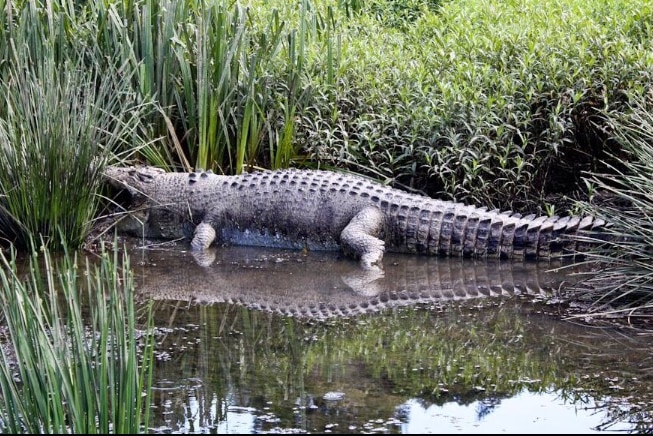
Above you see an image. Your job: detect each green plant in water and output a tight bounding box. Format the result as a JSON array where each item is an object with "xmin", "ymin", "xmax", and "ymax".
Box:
[
  {"xmin": 0, "ymin": 241, "xmax": 154, "ymax": 434},
  {"xmin": 571, "ymin": 96, "xmax": 653, "ymax": 321}
]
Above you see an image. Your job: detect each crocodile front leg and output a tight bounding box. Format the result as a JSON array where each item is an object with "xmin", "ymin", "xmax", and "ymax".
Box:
[
  {"xmin": 191, "ymin": 222, "xmax": 217, "ymax": 251},
  {"xmin": 340, "ymin": 206, "xmax": 386, "ymax": 269}
]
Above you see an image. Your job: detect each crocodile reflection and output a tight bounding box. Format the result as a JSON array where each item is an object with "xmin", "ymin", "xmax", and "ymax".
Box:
[{"xmin": 128, "ymin": 245, "xmax": 586, "ymax": 318}]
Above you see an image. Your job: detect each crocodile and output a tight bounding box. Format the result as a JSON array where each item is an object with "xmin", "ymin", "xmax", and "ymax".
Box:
[
  {"xmin": 104, "ymin": 165, "xmax": 609, "ymax": 268},
  {"xmin": 130, "ymin": 245, "xmax": 581, "ymax": 319}
]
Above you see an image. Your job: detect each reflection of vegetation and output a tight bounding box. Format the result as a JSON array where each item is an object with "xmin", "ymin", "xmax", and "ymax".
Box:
[
  {"xmin": 302, "ymin": 305, "xmax": 585, "ymax": 406},
  {"xmin": 0, "ymin": 245, "xmax": 154, "ymax": 434},
  {"xmin": 149, "ymin": 300, "xmax": 653, "ymax": 432}
]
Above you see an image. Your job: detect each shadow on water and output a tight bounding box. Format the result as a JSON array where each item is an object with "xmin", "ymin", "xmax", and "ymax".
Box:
[{"xmin": 121, "ymin": 244, "xmax": 653, "ymax": 433}]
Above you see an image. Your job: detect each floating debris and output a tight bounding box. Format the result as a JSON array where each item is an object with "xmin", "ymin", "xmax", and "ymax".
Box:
[{"xmin": 323, "ymin": 391, "xmax": 346, "ymax": 401}]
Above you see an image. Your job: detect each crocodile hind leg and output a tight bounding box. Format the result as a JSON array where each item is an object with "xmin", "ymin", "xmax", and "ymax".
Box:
[
  {"xmin": 191, "ymin": 222, "xmax": 217, "ymax": 251},
  {"xmin": 340, "ymin": 206, "xmax": 386, "ymax": 269}
]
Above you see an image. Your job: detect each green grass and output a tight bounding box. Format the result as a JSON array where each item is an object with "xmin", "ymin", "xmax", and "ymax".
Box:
[
  {"xmin": 567, "ymin": 96, "xmax": 653, "ymax": 323},
  {"xmin": 0, "ymin": 242, "xmax": 154, "ymax": 433}
]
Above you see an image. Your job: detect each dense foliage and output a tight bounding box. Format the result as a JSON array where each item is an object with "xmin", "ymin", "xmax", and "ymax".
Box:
[{"xmin": 1, "ymin": 0, "xmax": 651, "ymax": 241}]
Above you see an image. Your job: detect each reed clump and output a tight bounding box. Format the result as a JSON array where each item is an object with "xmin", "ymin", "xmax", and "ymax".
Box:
[
  {"xmin": 567, "ymin": 96, "xmax": 653, "ymax": 324},
  {"xmin": 0, "ymin": 1, "xmax": 155, "ymax": 251},
  {"xmin": 0, "ymin": 243, "xmax": 154, "ymax": 434}
]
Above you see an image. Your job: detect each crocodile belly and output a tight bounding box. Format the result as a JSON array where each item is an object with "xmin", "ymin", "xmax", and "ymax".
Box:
[{"xmin": 219, "ymin": 227, "xmax": 341, "ymax": 251}]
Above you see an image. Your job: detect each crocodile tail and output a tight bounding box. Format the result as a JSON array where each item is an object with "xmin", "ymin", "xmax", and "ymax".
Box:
[
  {"xmin": 512, "ymin": 214, "xmax": 609, "ymax": 260},
  {"xmin": 411, "ymin": 204, "xmax": 609, "ymax": 260},
  {"xmin": 433, "ymin": 210, "xmax": 609, "ymax": 260}
]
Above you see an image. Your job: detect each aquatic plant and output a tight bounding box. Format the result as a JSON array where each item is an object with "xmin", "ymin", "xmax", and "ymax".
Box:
[
  {"xmin": 569, "ymin": 95, "xmax": 653, "ymax": 324},
  {"xmin": 0, "ymin": 243, "xmax": 154, "ymax": 434}
]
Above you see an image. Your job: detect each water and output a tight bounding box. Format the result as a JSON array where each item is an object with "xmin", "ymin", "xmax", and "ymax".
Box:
[{"xmin": 123, "ymin": 244, "xmax": 653, "ymax": 433}]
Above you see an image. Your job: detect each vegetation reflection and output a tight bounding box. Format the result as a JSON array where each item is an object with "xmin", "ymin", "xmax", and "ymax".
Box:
[{"xmin": 148, "ymin": 299, "xmax": 653, "ymax": 433}]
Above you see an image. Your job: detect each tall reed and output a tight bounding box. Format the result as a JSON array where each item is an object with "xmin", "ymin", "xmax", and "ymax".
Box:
[
  {"xmin": 0, "ymin": 3, "xmax": 155, "ymax": 250},
  {"xmin": 0, "ymin": 242, "xmax": 154, "ymax": 434},
  {"xmin": 570, "ymin": 97, "xmax": 653, "ymax": 320},
  {"xmin": 85, "ymin": 0, "xmax": 332, "ymax": 173}
]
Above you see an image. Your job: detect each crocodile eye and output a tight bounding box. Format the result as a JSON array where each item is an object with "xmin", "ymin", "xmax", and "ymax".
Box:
[{"xmin": 136, "ymin": 173, "xmax": 154, "ymax": 183}]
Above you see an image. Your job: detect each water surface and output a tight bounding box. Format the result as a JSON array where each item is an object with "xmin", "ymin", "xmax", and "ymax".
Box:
[{"xmin": 121, "ymin": 244, "xmax": 653, "ymax": 434}]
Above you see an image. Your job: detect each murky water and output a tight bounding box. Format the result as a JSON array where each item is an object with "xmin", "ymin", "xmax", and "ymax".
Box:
[{"xmin": 121, "ymin": 244, "xmax": 653, "ymax": 433}]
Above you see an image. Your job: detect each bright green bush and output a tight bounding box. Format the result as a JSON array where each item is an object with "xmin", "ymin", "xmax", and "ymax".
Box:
[{"xmin": 298, "ymin": 0, "xmax": 653, "ymax": 212}]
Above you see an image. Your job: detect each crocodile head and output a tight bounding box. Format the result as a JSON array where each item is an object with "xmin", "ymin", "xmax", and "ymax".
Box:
[
  {"xmin": 104, "ymin": 165, "xmax": 166, "ymax": 199},
  {"xmin": 103, "ymin": 165, "xmax": 194, "ymax": 241},
  {"xmin": 103, "ymin": 166, "xmax": 163, "ymax": 238}
]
